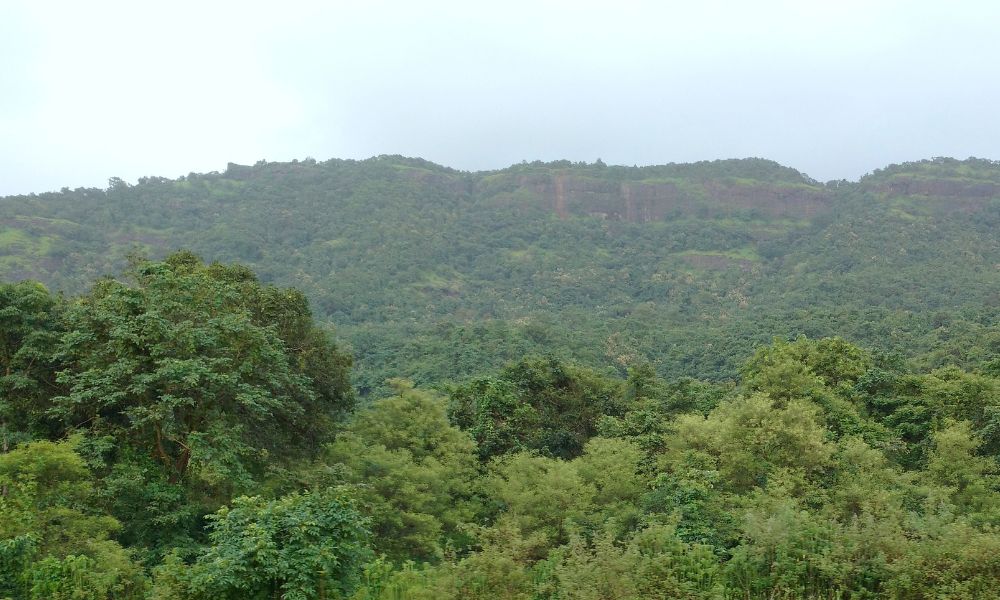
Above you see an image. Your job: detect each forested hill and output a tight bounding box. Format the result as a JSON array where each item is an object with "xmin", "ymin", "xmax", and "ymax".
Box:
[{"xmin": 1, "ymin": 156, "xmax": 998, "ymax": 394}]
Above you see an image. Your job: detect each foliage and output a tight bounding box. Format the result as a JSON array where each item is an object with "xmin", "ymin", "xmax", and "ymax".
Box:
[
  {"xmin": 1, "ymin": 234, "xmax": 999, "ymax": 598},
  {"xmin": 546, "ymin": 521, "xmax": 723, "ymax": 599},
  {"xmin": 1, "ymin": 156, "xmax": 995, "ymax": 394},
  {"xmin": 39, "ymin": 253, "xmax": 353, "ymax": 557},
  {"xmin": 154, "ymin": 488, "xmax": 371, "ymax": 600},
  {"xmin": 319, "ymin": 381, "xmax": 480, "ymax": 562},
  {"xmin": 52, "ymin": 253, "xmax": 351, "ymax": 486},
  {"xmin": 448, "ymin": 357, "xmax": 625, "ymax": 460},
  {"xmin": 0, "ymin": 438, "xmax": 146, "ymax": 599},
  {"xmin": 0, "ymin": 280, "xmax": 63, "ymax": 447}
]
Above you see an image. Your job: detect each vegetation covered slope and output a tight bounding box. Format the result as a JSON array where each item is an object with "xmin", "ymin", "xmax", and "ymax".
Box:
[
  {"xmin": 3, "ymin": 256, "xmax": 1000, "ymax": 599},
  {"xmin": 0, "ymin": 156, "xmax": 997, "ymax": 394}
]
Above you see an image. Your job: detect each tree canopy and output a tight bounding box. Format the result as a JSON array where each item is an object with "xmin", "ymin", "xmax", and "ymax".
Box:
[{"xmin": 1, "ymin": 150, "xmax": 998, "ymax": 600}]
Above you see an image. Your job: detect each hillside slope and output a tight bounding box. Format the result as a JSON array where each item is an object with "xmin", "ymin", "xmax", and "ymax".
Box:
[{"xmin": 1, "ymin": 156, "xmax": 997, "ymax": 394}]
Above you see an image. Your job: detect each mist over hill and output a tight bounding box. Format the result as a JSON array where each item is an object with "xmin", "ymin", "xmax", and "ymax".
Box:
[{"xmin": 1, "ymin": 155, "xmax": 997, "ymax": 394}]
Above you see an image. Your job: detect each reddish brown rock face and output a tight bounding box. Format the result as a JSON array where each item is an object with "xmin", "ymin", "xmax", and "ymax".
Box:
[
  {"xmin": 481, "ymin": 172, "xmax": 833, "ymax": 222},
  {"xmin": 863, "ymin": 176, "xmax": 997, "ymax": 214},
  {"xmin": 870, "ymin": 177, "xmax": 999, "ymax": 199}
]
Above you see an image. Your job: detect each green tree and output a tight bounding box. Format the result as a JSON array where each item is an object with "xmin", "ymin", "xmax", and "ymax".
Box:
[
  {"xmin": 449, "ymin": 357, "xmax": 624, "ymax": 460},
  {"xmin": 663, "ymin": 393, "xmax": 834, "ymax": 495},
  {"xmin": 0, "ymin": 281, "xmax": 63, "ymax": 448},
  {"xmin": 157, "ymin": 488, "xmax": 370, "ymax": 600},
  {"xmin": 485, "ymin": 452, "xmax": 595, "ymax": 556},
  {"xmin": 740, "ymin": 336, "xmax": 871, "ymax": 438},
  {"xmin": 321, "ymin": 381, "xmax": 480, "ymax": 562},
  {"xmin": 571, "ymin": 437, "xmax": 647, "ymax": 536},
  {"xmin": 886, "ymin": 519, "xmax": 1000, "ymax": 599},
  {"xmin": 547, "ymin": 521, "xmax": 722, "ymax": 600},
  {"xmin": 48, "ymin": 252, "xmax": 354, "ymax": 555},
  {"xmin": 921, "ymin": 367, "xmax": 1000, "ymax": 455},
  {"xmin": 924, "ymin": 420, "xmax": 999, "ymax": 515},
  {"xmin": 0, "ymin": 438, "xmax": 146, "ymax": 599},
  {"xmin": 51, "ymin": 252, "xmax": 351, "ymax": 489}
]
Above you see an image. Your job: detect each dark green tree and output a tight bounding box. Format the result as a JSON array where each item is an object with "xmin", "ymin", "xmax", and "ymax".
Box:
[
  {"xmin": 52, "ymin": 252, "xmax": 351, "ymax": 487},
  {"xmin": 47, "ymin": 252, "xmax": 354, "ymax": 555},
  {"xmin": 0, "ymin": 438, "xmax": 146, "ymax": 599},
  {"xmin": 155, "ymin": 488, "xmax": 370, "ymax": 600},
  {"xmin": 449, "ymin": 357, "xmax": 624, "ymax": 460},
  {"xmin": 0, "ymin": 281, "xmax": 64, "ymax": 448}
]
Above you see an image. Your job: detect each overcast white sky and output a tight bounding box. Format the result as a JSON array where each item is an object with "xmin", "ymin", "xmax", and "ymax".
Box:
[{"xmin": 3, "ymin": 1, "xmax": 1000, "ymax": 195}]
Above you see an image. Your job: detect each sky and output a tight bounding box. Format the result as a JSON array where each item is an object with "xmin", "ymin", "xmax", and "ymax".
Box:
[{"xmin": 3, "ymin": 0, "xmax": 1000, "ymax": 195}]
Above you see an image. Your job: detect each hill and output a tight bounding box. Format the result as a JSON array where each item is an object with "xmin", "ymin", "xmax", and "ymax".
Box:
[{"xmin": 1, "ymin": 156, "xmax": 997, "ymax": 394}]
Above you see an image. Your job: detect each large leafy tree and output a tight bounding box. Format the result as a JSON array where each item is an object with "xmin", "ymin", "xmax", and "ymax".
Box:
[{"xmin": 51, "ymin": 252, "xmax": 352, "ymax": 489}]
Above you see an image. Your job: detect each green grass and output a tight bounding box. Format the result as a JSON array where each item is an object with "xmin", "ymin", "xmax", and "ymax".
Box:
[
  {"xmin": 0, "ymin": 228, "xmax": 31, "ymax": 248},
  {"xmin": 0, "ymin": 228, "xmax": 53, "ymax": 255}
]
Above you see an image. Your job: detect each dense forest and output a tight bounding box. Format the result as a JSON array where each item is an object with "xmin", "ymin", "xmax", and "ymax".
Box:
[
  {"xmin": 1, "ymin": 156, "xmax": 999, "ymax": 598},
  {"xmin": 1, "ymin": 156, "xmax": 996, "ymax": 395}
]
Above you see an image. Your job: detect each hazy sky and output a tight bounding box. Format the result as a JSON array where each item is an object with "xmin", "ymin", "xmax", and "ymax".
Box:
[{"xmin": 3, "ymin": 1, "xmax": 1000, "ymax": 195}]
